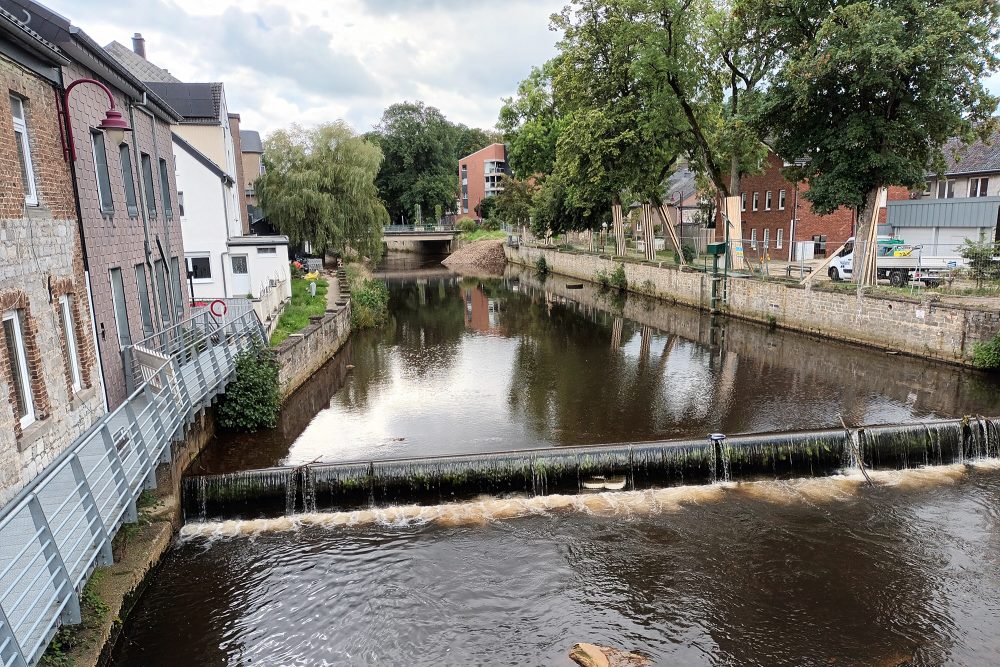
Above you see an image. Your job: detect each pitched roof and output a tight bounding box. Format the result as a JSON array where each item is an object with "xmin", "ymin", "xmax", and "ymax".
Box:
[
  {"xmin": 239, "ymin": 130, "xmax": 263, "ymax": 153},
  {"xmin": 146, "ymin": 81, "xmax": 222, "ymax": 124},
  {"xmin": 172, "ymin": 132, "xmax": 234, "ymax": 185},
  {"xmin": 0, "ymin": 4, "xmax": 68, "ymax": 66},
  {"xmin": 104, "ymin": 40, "xmax": 180, "ymax": 84},
  {"xmin": 937, "ymin": 128, "xmax": 1000, "ymax": 177},
  {"xmin": 664, "ymin": 167, "xmax": 698, "ymax": 205}
]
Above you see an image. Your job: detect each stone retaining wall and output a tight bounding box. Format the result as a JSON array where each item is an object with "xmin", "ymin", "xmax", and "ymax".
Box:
[
  {"xmin": 507, "ymin": 245, "xmax": 1000, "ymax": 367},
  {"xmin": 273, "ymin": 297, "xmax": 352, "ymax": 399}
]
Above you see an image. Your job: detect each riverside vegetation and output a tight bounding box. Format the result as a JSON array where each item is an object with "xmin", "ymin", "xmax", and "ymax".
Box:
[
  {"xmin": 217, "ymin": 344, "xmax": 281, "ymax": 432},
  {"xmin": 270, "ymin": 277, "xmax": 329, "ymax": 346},
  {"xmin": 345, "ymin": 264, "xmax": 390, "ymax": 329}
]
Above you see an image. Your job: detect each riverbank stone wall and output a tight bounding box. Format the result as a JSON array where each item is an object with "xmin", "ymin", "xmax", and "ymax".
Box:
[
  {"xmin": 506, "ymin": 245, "xmax": 1000, "ymax": 367},
  {"xmin": 274, "ymin": 303, "xmax": 352, "ymax": 399}
]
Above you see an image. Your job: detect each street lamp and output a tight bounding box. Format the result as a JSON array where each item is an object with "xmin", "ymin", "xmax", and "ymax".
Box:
[{"xmin": 62, "ymin": 78, "xmax": 132, "ymax": 161}]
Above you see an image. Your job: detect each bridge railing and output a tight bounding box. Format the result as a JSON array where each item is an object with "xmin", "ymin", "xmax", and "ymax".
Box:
[
  {"xmin": 0, "ymin": 301, "xmax": 264, "ymax": 667},
  {"xmin": 384, "ymin": 223, "xmax": 456, "ymax": 233}
]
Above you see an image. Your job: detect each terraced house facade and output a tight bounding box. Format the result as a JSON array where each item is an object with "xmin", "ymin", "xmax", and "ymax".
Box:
[{"xmin": 0, "ymin": 8, "xmax": 104, "ymax": 502}]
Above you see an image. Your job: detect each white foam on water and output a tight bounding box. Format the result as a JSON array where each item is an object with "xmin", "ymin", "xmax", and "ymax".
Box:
[{"xmin": 179, "ymin": 460, "xmax": 1000, "ymax": 542}]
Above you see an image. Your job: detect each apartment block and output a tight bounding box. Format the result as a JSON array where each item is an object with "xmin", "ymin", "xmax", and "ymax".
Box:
[{"xmin": 459, "ymin": 143, "xmax": 509, "ymax": 218}]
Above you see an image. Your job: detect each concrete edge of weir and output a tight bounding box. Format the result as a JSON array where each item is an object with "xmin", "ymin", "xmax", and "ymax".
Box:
[
  {"xmin": 504, "ymin": 244, "xmax": 1000, "ymax": 369},
  {"xmin": 58, "ymin": 272, "xmax": 355, "ymax": 667}
]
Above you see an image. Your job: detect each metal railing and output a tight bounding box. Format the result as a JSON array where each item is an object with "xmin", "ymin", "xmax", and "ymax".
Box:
[
  {"xmin": 383, "ymin": 223, "xmax": 456, "ymax": 234},
  {"xmin": 0, "ymin": 300, "xmax": 264, "ymax": 667}
]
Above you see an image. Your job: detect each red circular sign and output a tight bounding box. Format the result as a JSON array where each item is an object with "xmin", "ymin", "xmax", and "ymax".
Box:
[{"xmin": 209, "ymin": 299, "xmax": 228, "ymax": 318}]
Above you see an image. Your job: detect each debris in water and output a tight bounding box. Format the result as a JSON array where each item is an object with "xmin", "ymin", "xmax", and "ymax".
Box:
[
  {"xmin": 570, "ymin": 642, "xmax": 651, "ymax": 667},
  {"xmin": 346, "ymin": 364, "xmax": 355, "ymax": 371}
]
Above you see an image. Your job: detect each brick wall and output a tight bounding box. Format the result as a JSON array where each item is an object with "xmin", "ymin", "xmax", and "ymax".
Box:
[
  {"xmin": 63, "ymin": 61, "xmax": 189, "ymax": 409},
  {"xmin": 0, "ymin": 54, "xmax": 105, "ymax": 503},
  {"xmin": 506, "ymin": 245, "xmax": 1000, "ymax": 367}
]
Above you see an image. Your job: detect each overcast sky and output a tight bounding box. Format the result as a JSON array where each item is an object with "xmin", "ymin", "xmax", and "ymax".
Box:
[
  {"xmin": 39, "ymin": 0, "xmax": 1000, "ymax": 139},
  {"xmin": 43, "ymin": 0, "xmax": 566, "ymax": 136}
]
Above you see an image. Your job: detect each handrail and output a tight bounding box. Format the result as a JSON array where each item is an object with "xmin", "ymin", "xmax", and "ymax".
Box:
[{"xmin": 0, "ymin": 301, "xmax": 264, "ymax": 666}]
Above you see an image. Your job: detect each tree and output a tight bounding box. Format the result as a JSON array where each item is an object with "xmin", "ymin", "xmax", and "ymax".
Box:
[
  {"xmin": 760, "ymin": 0, "xmax": 1000, "ymax": 282},
  {"xmin": 493, "ymin": 175, "xmax": 536, "ymax": 226},
  {"xmin": 454, "ymin": 124, "xmax": 502, "ymax": 160},
  {"xmin": 475, "ymin": 196, "xmax": 498, "ymax": 220},
  {"xmin": 369, "ymin": 101, "xmax": 459, "ymax": 224},
  {"xmin": 959, "ymin": 238, "xmax": 1000, "ymax": 288},
  {"xmin": 499, "ymin": 61, "xmax": 562, "ymax": 177},
  {"xmin": 257, "ymin": 122, "xmax": 388, "ymax": 259}
]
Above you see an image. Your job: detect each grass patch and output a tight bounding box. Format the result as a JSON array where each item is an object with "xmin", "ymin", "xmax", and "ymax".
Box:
[
  {"xmin": 346, "ymin": 263, "xmax": 389, "ymax": 329},
  {"xmin": 270, "ymin": 277, "xmax": 329, "ymax": 345},
  {"xmin": 459, "ymin": 229, "xmax": 507, "ymax": 242}
]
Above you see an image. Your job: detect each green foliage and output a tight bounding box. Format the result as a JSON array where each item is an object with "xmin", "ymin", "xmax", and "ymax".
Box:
[
  {"xmin": 480, "ymin": 218, "xmax": 501, "ymax": 231},
  {"xmin": 535, "ymin": 255, "xmax": 550, "ymax": 275},
  {"xmin": 492, "ymin": 175, "xmax": 536, "ymax": 226},
  {"xmin": 257, "ymin": 122, "xmax": 388, "ymax": 261},
  {"xmin": 595, "ymin": 269, "xmax": 611, "ymax": 289},
  {"xmin": 475, "ymin": 196, "xmax": 499, "ymax": 220},
  {"xmin": 350, "ymin": 276, "xmax": 390, "ymax": 330},
  {"xmin": 270, "ymin": 278, "xmax": 329, "ymax": 345},
  {"xmin": 456, "ymin": 217, "xmax": 478, "ymax": 233},
  {"xmin": 973, "ymin": 332, "xmax": 1000, "ymax": 371},
  {"xmin": 289, "ymin": 261, "xmax": 305, "ymax": 279},
  {"xmin": 959, "ymin": 239, "xmax": 1000, "ymax": 288},
  {"xmin": 609, "ymin": 264, "xmax": 628, "ymax": 291},
  {"xmin": 673, "ymin": 244, "xmax": 696, "ymax": 264},
  {"xmin": 218, "ymin": 344, "xmax": 281, "ymax": 432},
  {"xmin": 459, "ymin": 229, "xmax": 506, "ymax": 242},
  {"xmin": 434, "ymin": 203, "xmax": 443, "ymax": 222},
  {"xmin": 498, "ymin": 61, "xmax": 561, "ymax": 177}
]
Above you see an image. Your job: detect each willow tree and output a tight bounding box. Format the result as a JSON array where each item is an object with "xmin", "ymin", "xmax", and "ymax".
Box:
[
  {"xmin": 761, "ymin": 0, "xmax": 1000, "ymax": 283},
  {"xmin": 257, "ymin": 122, "xmax": 389, "ymax": 259}
]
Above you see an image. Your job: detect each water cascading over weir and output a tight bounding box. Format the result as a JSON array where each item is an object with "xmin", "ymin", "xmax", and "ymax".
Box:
[{"xmin": 184, "ymin": 417, "xmax": 1000, "ymax": 520}]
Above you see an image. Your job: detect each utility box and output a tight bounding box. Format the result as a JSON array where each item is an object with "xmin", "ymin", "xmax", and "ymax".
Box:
[{"xmin": 706, "ymin": 242, "xmax": 727, "ymax": 257}]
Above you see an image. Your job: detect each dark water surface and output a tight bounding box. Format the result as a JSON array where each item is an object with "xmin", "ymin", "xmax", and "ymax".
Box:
[
  {"xmin": 113, "ymin": 465, "xmax": 1000, "ymax": 666},
  {"xmin": 192, "ymin": 254, "xmax": 1000, "ymax": 474}
]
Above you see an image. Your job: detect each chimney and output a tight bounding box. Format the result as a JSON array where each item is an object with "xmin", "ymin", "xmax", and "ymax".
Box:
[{"xmin": 132, "ymin": 32, "xmax": 146, "ymax": 58}]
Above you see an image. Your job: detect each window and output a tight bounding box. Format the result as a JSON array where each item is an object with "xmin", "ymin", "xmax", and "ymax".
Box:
[
  {"xmin": 109, "ymin": 268, "xmax": 131, "ymax": 349},
  {"xmin": 178, "ymin": 191, "xmax": 185, "ymax": 217},
  {"xmin": 778, "ymin": 189, "xmax": 786, "ymax": 211},
  {"xmin": 134, "ymin": 264, "xmax": 154, "ymax": 338},
  {"xmin": 937, "ymin": 179, "xmax": 955, "ymax": 199},
  {"xmin": 187, "ymin": 255, "xmax": 212, "ymax": 281},
  {"xmin": 752, "ymin": 192, "xmax": 759, "ymax": 211},
  {"xmin": 740, "ymin": 193, "xmax": 746, "ymax": 211},
  {"xmin": 3, "ymin": 310, "xmax": 34, "ymax": 429},
  {"xmin": 159, "ymin": 158, "xmax": 173, "ymax": 219},
  {"xmin": 257, "ymin": 247, "xmax": 276, "ymax": 254},
  {"xmin": 765, "ymin": 191, "xmax": 772, "ymax": 211},
  {"xmin": 10, "ymin": 95, "xmax": 37, "ymax": 206},
  {"xmin": 92, "ymin": 131, "xmax": 114, "ymax": 214},
  {"xmin": 119, "ymin": 144, "xmax": 138, "ymax": 218},
  {"xmin": 153, "ymin": 259, "xmax": 171, "ymax": 327},
  {"xmin": 58, "ymin": 295, "xmax": 82, "ymax": 393},
  {"xmin": 776, "ymin": 228, "xmax": 784, "ymax": 249},
  {"xmin": 170, "ymin": 257, "xmax": 185, "ymax": 321},
  {"xmin": 923, "ymin": 181, "xmax": 933, "ymax": 197},
  {"xmin": 141, "ymin": 152, "xmax": 157, "ymax": 217},
  {"xmin": 970, "ymin": 177, "xmax": 990, "ymax": 197},
  {"xmin": 763, "ymin": 228, "xmax": 770, "ymax": 249},
  {"xmin": 750, "ymin": 228, "xmax": 757, "ymax": 249}
]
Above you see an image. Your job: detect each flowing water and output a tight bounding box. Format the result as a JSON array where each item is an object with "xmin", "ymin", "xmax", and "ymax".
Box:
[{"xmin": 115, "ymin": 254, "xmax": 1000, "ymax": 665}]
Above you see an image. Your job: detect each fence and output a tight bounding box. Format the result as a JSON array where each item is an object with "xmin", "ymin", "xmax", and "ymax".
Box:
[
  {"xmin": 0, "ymin": 300, "xmax": 264, "ymax": 667},
  {"xmin": 383, "ymin": 223, "xmax": 456, "ymax": 233}
]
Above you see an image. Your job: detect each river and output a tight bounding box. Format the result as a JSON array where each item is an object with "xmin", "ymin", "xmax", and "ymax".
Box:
[{"xmin": 111, "ymin": 254, "xmax": 1000, "ymax": 665}]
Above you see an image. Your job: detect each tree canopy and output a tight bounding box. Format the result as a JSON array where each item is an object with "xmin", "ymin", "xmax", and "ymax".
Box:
[{"xmin": 256, "ymin": 122, "xmax": 389, "ymax": 259}]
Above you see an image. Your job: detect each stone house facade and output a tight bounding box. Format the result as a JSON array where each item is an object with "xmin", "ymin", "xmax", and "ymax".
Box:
[
  {"xmin": 4, "ymin": 0, "xmax": 191, "ymax": 409},
  {"xmin": 0, "ymin": 9, "xmax": 104, "ymax": 503}
]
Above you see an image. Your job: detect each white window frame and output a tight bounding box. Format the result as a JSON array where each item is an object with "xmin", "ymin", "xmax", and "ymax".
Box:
[
  {"xmin": 740, "ymin": 193, "xmax": 746, "ymax": 211},
  {"xmin": 970, "ymin": 177, "xmax": 989, "ymax": 198},
  {"xmin": 938, "ymin": 179, "xmax": 955, "ymax": 199},
  {"xmin": 59, "ymin": 295, "xmax": 82, "ymax": 393},
  {"xmin": 186, "ymin": 254, "xmax": 213, "ymax": 283},
  {"xmin": 752, "ymin": 192, "xmax": 759, "ymax": 211},
  {"xmin": 765, "ymin": 191, "xmax": 772, "ymax": 211},
  {"xmin": 750, "ymin": 228, "xmax": 757, "ymax": 249},
  {"xmin": 778, "ymin": 189, "xmax": 786, "ymax": 211},
  {"xmin": 10, "ymin": 95, "xmax": 38, "ymax": 206},
  {"xmin": 776, "ymin": 228, "xmax": 784, "ymax": 249},
  {"xmin": 763, "ymin": 228, "xmax": 770, "ymax": 249},
  {"xmin": 3, "ymin": 310, "xmax": 35, "ymax": 429}
]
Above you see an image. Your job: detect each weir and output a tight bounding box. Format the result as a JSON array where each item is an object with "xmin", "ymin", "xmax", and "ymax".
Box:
[{"xmin": 184, "ymin": 417, "xmax": 1000, "ymax": 520}]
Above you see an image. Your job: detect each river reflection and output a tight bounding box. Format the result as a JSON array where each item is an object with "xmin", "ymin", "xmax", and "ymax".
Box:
[
  {"xmin": 111, "ymin": 465, "xmax": 1000, "ymax": 666},
  {"xmin": 193, "ymin": 255, "xmax": 1000, "ymax": 473}
]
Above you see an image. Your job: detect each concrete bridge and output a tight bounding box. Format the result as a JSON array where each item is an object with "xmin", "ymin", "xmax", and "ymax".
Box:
[{"xmin": 383, "ymin": 225, "xmax": 459, "ymax": 253}]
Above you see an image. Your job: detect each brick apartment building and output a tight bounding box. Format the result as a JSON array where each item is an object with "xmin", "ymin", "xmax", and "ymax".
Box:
[
  {"xmin": 0, "ymin": 8, "xmax": 104, "ymax": 502},
  {"xmin": 459, "ymin": 143, "xmax": 509, "ymax": 218},
  {"xmin": 5, "ymin": 0, "xmax": 191, "ymax": 409},
  {"xmin": 733, "ymin": 152, "xmax": 909, "ymax": 261}
]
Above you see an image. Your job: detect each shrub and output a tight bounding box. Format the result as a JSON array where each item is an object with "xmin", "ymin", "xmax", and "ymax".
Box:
[
  {"xmin": 218, "ymin": 344, "xmax": 280, "ymax": 432},
  {"xmin": 456, "ymin": 217, "xmax": 478, "ymax": 233},
  {"xmin": 480, "ymin": 218, "xmax": 501, "ymax": 231},
  {"xmin": 609, "ymin": 264, "xmax": 628, "ymax": 291},
  {"xmin": 595, "ymin": 269, "xmax": 610, "ymax": 289},
  {"xmin": 290, "ymin": 261, "xmax": 305, "ymax": 279},
  {"xmin": 535, "ymin": 255, "xmax": 549, "ymax": 275},
  {"xmin": 672, "ymin": 244, "xmax": 696, "ymax": 264},
  {"xmin": 972, "ymin": 331, "xmax": 1000, "ymax": 371},
  {"xmin": 351, "ymin": 277, "xmax": 390, "ymax": 329}
]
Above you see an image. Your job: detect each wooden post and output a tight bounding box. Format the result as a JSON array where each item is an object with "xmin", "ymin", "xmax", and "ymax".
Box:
[
  {"xmin": 612, "ymin": 203, "xmax": 626, "ymax": 257},
  {"xmin": 657, "ymin": 203, "xmax": 687, "ymax": 267}
]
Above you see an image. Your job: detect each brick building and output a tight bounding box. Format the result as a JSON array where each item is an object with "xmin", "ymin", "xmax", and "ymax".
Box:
[
  {"xmin": 0, "ymin": 9, "xmax": 104, "ymax": 502},
  {"xmin": 459, "ymin": 143, "xmax": 509, "ymax": 218},
  {"xmin": 733, "ymin": 152, "xmax": 909, "ymax": 261},
  {"xmin": 5, "ymin": 0, "xmax": 191, "ymax": 409}
]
